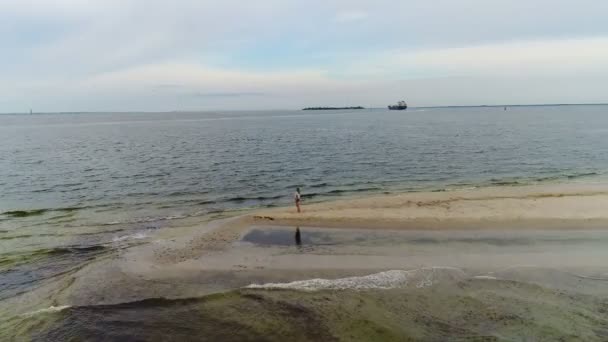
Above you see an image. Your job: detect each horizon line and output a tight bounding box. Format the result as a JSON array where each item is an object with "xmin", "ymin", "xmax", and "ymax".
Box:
[{"xmin": 2, "ymin": 102, "xmax": 608, "ymax": 115}]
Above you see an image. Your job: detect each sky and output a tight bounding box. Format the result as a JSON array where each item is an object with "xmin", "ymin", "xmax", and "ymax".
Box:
[{"xmin": 1, "ymin": 0, "xmax": 608, "ymax": 112}]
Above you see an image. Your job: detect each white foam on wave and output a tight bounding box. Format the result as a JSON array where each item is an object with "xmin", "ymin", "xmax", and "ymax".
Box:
[
  {"xmin": 21, "ymin": 305, "xmax": 71, "ymax": 317},
  {"xmin": 246, "ymin": 267, "xmax": 466, "ymax": 291},
  {"xmin": 112, "ymin": 232, "xmax": 148, "ymax": 242},
  {"xmin": 473, "ymin": 275, "xmax": 498, "ymax": 280},
  {"xmin": 104, "ymin": 214, "xmax": 189, "ymax": 226}
]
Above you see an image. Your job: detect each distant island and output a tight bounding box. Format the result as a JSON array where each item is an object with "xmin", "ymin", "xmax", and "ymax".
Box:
[{"xmin": 302, "ymin": 106, "xmax": 365, "ymax": 111}]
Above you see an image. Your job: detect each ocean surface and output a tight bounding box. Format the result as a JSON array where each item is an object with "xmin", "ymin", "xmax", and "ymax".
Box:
[{"xmin": 2, "ymin": 105, "xmax": 608, "ymax": 340}]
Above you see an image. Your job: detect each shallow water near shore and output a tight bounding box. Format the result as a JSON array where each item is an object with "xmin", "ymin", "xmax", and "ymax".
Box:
[
  {"xmin": 6, "ymin": 274, "xmax": 608, "ymax": 341},
  {"xmin": 4, "ymin": 223, "xmax": 608, "ymax": 340}
]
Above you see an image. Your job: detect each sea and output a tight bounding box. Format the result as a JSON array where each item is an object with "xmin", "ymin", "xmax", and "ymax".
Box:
[{"xmin": 2, "ymin": 105, "xmax": 608, "ymax": 340}]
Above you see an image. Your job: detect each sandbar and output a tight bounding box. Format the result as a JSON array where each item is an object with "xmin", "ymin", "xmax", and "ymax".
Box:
[{"xmin": 251, "ymin": 183, "xmax": 608, "ymax": 229}]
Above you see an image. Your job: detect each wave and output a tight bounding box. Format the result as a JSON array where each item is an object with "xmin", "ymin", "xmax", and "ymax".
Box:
[
  {"xmin": 326, "ymin": 187, "xmax": 382, "ymax": 194},
  {"xmin": 47, "ymin": 245, "xmax": 107, "ymax": 255},
  {"xmin": 485, "ymin": 171, "xmax": 602, "ymax": 187},
  {"xmin": 224, "ymin": 195, "xmax": 285, "ymax": 203},
  {"xmin": 220, "ymin": 187, "xmax": 384, "ymax": 204},
  {"xmin": 2, "ymin": 209, "xmax": 48, "ymax": 218},
  {"xmin": 60, "ymin": 205, "xmax": 102, "ymax": 212},
  {"xmin": 30, "ymin": 182, "xmax": 85, "ymax": 193},
  {"xmin": 488, "ymin": 180, "xmax": 522, "ymax": 186},
  {"xmin": 73, "ymin": 208, "xmax": 231, "ymax": 227},
  {"xmin": 0, "ymin": 233, "xmax": 63, "ymax": 241},
  {"xmin": 535, "ymin": 172, "xmax": 600, "ymax": 182},
  {"xmin": 102, "ymin": 214, "xmax": 188, "ymax": 226},
  {"xmin": 493, "ymin": 265, "xmax": 608, "ymax": 288},
  {"xmin": 473, "ymin": 275, "xmax": 498, "ymax": 280},
  {"xmin": 75, "ymin": 228, "xmax": 125, "ymax": 236},
  {"xmin": 302, "ymin": 187, "xmax": 383, "ymax": 199},
  {"xmin": 244, "ymin": 266, "xmax": 608, "ymax": 297},
  {"xmin": 112, "ymin": 232, "xmax": 149, "ymax": 243},
  {"xmin": 246, "ymin": 267, "xmax": 466, "ymax": 291},
  {"xmin": 0, "ymin": 245, "xmax": 107, "ymax": 267},
  {"xmin": 156, "ymin": 199, "xmax": 218, "ymax": 209},
  {"xmin": 14, "ymin": 297, "xmax": 210, "ymax": 318},
  {"xmin": 0, "ymin": 204, "xmax": 107, "ymax": 219},
  {"xmin": 220, "ymin": 188, "xmax": 383, "ymax": 204},
  {"xmin": 166, "ymin": 190, "xmax": 210, "ymax": 198},
  {"xmin": 20, "ymin": 305, "xmax": 71, "ymax": 317},
  {"xmin": 0, "ymin": 245, "xmax": 109, "ymax": 300},
  {"xmin": 307, "ymin": 182, "xmax": 330, "ymax": 188}
]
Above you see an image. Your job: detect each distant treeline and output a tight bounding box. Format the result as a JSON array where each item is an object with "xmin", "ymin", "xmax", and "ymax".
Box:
[{"xmin": 302, "ymin": 106, "xmax": 365, "ymax": 110}]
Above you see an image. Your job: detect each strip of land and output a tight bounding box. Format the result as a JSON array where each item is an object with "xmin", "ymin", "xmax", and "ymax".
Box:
[
  {"xmin": 302, "ymin": 106, "xmax": 364, "ymax": 110},
  {"xmin": 251, "ymin": 183, "xmax": 608, "ymax": 229}
]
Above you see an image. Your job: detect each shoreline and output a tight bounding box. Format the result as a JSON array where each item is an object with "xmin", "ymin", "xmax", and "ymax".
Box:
[{"xmin": 249, "ymin": 182, "xmax": 608, "ymax": 230}]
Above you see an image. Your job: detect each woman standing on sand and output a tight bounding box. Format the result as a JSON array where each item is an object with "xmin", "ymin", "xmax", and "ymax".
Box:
[{"xmin": 294, "ymin": 187, "xmax": 302, "ymax": 213}]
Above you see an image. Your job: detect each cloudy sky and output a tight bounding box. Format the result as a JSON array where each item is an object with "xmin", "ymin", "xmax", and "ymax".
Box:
[{"xmin": 2, "ymin": 0, "xmax": 608, "ymax": 112}]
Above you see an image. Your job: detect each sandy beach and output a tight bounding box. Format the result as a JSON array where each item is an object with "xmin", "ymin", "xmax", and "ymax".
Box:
[{"xmin": 251, "ymin": 183, "xmax": 608, "ymax": 229}]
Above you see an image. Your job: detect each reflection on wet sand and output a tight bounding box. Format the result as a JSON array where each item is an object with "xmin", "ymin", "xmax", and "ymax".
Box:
[{"xmin": 295, "ymin": 227, "xmax": 302, "ymax": 246}]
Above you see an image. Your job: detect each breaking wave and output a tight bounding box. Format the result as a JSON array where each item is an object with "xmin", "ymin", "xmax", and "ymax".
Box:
[
  {"xmin": 112, "ymin": 232, "xmax": 149, "ymax": 243},
  {"xmin": 246, "ymin": 267, "xmax": 466, "ymax": 291},
  {"xmin": 20, "ymin": 305, "xmax": 71, "ymax": 317}
]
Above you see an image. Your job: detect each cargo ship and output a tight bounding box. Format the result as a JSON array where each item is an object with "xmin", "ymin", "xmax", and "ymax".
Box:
[{"xmin": 388, "ymin": 101, "xmax": 408, "ymax": 110}]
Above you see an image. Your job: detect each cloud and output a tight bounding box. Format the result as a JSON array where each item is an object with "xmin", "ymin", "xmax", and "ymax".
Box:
[
  {"xmin": 0, "ymin": 0, "xmax": 118, "ymax": 17},
  {"xmin": 334, "ymin": 10, "xmax": 368, "ymax": 23},
  {"xmin": 341, "ymin": 37, "xmax": 608, "ymax": 79},
  {"xmin": 188, "ymin": 92, "xmax": 267, "ymax": 98},
  {"xmin": 81, "ymin": 63, "xmax": 333, "ymax": 90},
  {"xmin": 0, "ymin": 62, "xmax": 358, "ymax": 111},
  {"xmin": 154, "ymin": 84, "xmax": 186, "ymax": 89}
]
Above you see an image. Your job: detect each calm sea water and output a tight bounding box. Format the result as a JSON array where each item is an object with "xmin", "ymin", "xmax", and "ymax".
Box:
[{"xmin": 1, "ymin": 105, "xmax": 608, "ymax": 306}]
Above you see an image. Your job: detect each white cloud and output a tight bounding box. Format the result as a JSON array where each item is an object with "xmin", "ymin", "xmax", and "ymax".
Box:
[
  {"xmin": 1, "ymin": 62, "xmax": 366, "ymax": 111},
  {"xmin": 334, "ymin": 10, "xmax": 368, "ymax": 23},
  {"xmin": 0, "ymin": 0, "xmax": 117, "ymax": 16},
  {"xmin": 343, "ymin": 37, "xmax": 608, "ymax": 79},
  {"xmin": 81, "ymin": 63, "xmax": 336, "ymax": 90}
]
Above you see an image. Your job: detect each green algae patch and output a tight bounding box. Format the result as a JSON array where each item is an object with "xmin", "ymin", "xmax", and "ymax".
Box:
[
  {"xmin": 229, "ymin": 280, "xmax": 608, "ymax": 341},
  {"xmin": 7, "ymin": 278, "xmax": 608, "ymax": 341}
]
